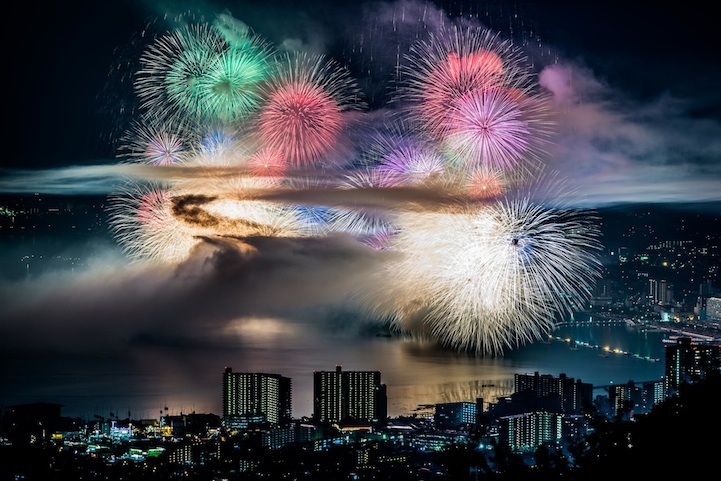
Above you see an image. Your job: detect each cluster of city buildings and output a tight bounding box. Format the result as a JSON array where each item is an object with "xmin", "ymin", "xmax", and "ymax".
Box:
[
  {"xmin": 2, "ymin": 335, "xmax": 719, "ymax": 478},
  {"xmin": 1, "ymin": 198, "xmax": 720, "ymax": 478}
]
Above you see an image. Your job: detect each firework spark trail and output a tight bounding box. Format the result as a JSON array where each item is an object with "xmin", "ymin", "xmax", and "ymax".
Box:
[
  {"xmin": 117, "ymin": 115, "xmax": 198, "ymax": 166},
  {"xmin": 256, "ymin": 52, "xmax": 365, "ymax": 168},
  {"xmin": 398, "ymin": 25, "xmax": 552, "ymax": 176},
  {"xmin": 103, "ymin": 10, "xmax": 604, "ymax": 355},
  {"xmin": 134, "ymin": 18, "xmax": 274, "ymax": 129},
  {"xmin": 356, "ymin": 183, "xmax": 602, "ymax": 355}
]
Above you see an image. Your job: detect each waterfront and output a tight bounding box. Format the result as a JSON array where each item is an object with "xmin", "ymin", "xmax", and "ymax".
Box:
[
  {"xmin": 2, "ymin": 199, "xmax": 719, "ymax": 422},
  {"xmin": 1, "ymin": 314, "xmax": 672, "ymax": 420}
]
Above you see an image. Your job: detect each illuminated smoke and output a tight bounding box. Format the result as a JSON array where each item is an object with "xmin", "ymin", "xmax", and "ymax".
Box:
[{"xmin": 105, "ymin": 10, "xmax": 602, "ymax": 356}]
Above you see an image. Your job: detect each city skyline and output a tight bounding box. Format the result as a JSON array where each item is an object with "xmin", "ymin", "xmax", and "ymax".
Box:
[
  {"xmin": 2, "ymin": 342, "xmax": 717, "ymax": 479},
  {"xmin": 2, "ymin": 0, "xmax": 720, "ymax": 422}
]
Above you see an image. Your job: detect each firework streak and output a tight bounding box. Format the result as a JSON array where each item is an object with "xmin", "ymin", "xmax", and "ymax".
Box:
[{"xmin": 107, "ymin": 12, "xmax": 601, "ymax": 355}]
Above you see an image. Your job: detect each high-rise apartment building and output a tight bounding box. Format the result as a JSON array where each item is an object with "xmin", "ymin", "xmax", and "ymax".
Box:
[
  {"xmin": 222, "ymin": 367, "xmax": 292, "ymax": 427},
  {"xmin": 608, "ymin": 381, "xmax": 635, "ymax": 420},
  {"xmin": 514, "ymin": 372, "xmax": 592, "ymax": 414},
  {"xmin": 434, "ymin": 402, "xmax": 477, "ymax": 429},
  {"xmin": 648, "ymin": 278, "xmax": 658, "ymax": 304},
  {"xmin": 498, "ymin": 411, "xmax": 563, "ymax": 452},
  {"xmin": 664, "ymin": 337, "xmax": 721, "ymax": 396},
  {"xmin": 706, "ymin": 297, "xmax": 721, "ymax": 321},
  {"xmin": 313, "ymin": 365, "xmax": 387, "ymax": 425}
]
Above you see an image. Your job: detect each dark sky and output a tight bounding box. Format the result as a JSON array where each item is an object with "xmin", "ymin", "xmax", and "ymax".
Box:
[
  {"xmin": 7, "ymin": 2, "xmax": 144, "ymax": 169},
  {"xmin": 4, "ymin": 0, "xmax": 720, "ymax": 206}
]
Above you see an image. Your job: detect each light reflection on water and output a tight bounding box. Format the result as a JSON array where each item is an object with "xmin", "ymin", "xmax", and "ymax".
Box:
[{"xmin": 3, "ymin": 317, "xmax": 668, "ymax": 420}]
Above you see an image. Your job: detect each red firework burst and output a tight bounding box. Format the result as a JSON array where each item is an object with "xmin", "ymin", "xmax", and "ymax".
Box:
[
  {"xmin": 256, "ymin": 52, "xmax": 362, "ymax": 168},
  {"xmin": 257, "ymin": 81, "xmax": 342, "ymax": 167},
  {"xmin": 248, "ymin": 147, "xmax": 287, "ymax": 181},
  {"xmin": 418, "ymin": 50, "xmax": 504, "ymax": 137}
]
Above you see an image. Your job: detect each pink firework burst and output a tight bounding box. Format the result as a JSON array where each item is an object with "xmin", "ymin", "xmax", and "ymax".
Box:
[
  {"xmin": 442, "ymin": 87, "xmax": 530, "ymax": 170},
  {"xmin": 400, "ymin": 26, "xmax": 533, "ymax": 139},
  {"xmin": 465, "ymin": 166, "xmax": 506, "ymax": 200},
  {"xmin": 136, "ymin": 188, "xmax": 173, "ymax": 227},
  {"xmin": 248, "ymin": 147, "xmax": 287, "ymax": 182},
  {"xmin": 440, "ymin": 85, "xmax": 553, "ymax": 173},
  {"xmin": 256, "ymin": 52, "xmax": 363, "ymax": 168}
]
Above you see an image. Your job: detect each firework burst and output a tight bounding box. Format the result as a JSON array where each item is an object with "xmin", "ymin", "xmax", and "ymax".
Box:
[
  {"xmin": 397, "ymin": 25, "xmax": 552, "ymax": 174},
  {"xmin": 105, "ymin": 10, "xmax": 604, "ymax": 357},
  {"xmin": 439, "ymin": 86, "xmax": 552, "ymax": 173},
  {"xmin": 196, "ymin": 37, "xmax": 274, "ymax": 123},
  {"xmin": 247, "ymin": 147, "xmax": 287, "ymax": 184},
  {"xmin": 107, "ymin": 183, "xmax": 206, "ymax": 264},
  {"xmin": 375, "ymin": 140, "xmax": 447, "ymax": 187},
  {"xmin": 117, "ymin": 115, "xmax": 197, "ymax": 165},
  {"xmin": 463, "ymin": 166, "xmax": 507, "ymax": 200},
  {"xmin": 358, "ymin": 177, "xmax": 602, "ymax": 355},
  {"xmin": 359, "ymin": 119, "xmax": 449, "ymax": 187},
  {"xmin": 134, "ymin": 17, "xmax": 273, "ymax": 128},
  {"xmin": 185, "ymin": 128, "xmax": 249, "ymax": 167},
  {"xmin": 256, "ymin": 52, "xmax": 364, "ymax": 168}
]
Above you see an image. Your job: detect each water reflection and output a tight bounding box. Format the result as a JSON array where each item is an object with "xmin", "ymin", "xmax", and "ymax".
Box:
[{"xmin": 1, "ymin": 316, "xmax": 669, "ymax": 420}]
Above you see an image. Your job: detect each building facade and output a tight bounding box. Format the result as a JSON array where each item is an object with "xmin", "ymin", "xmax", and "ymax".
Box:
[
  {"xmin": 434, "ymin": 402, "xmax": 477, "ymax": 429},
  {"xmin": 313, "ymin": 365, "xmax": 387, "ymax": 425},
  {"xmin": 706, "ymin": 297, "xmax": 721, "ymax": 320},
  {"xmin": 664, "ymin": 337, "xmax": 721, "ymax": 396},
  {"xmin": 222, "ymin": 367, "xmax": 292, "ymax": 427},
  {"xmin": 498, "ymin": 411, "xmax": 563, "ymax": 452},
  {"xmin": 513, "ymin": 372, "xmax": 592, "ymax": 414}
]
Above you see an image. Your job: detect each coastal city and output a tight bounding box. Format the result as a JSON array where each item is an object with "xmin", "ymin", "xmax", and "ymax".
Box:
[
  {"xmin": 1, "ymin": 194, "xmax": 720, "ymax": 479},
  {"xmin": 2, "ymin": 332, "xmax": 719, "ymax": 481},
  {"xmin": 4, "ymin": 0, "xmax": 720, "ymax": 478}
]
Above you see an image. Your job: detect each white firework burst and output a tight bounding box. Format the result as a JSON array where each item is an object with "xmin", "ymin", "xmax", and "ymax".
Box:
[
  {"xmin": 358, "ymin": 180, "xmax": 602, "ymax": 355},
  {"xmin": 107, "ymin": 183, "xmax": 206, "ymax": 264}
]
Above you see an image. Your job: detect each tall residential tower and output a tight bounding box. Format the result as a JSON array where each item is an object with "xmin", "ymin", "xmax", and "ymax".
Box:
[
  {"xmin": 223, "ymin": 367, "xmax": 292, "ymax": 427},
  {"xmin": 313, "ymin": 365, "xmax": 387, "ymax": 426}
]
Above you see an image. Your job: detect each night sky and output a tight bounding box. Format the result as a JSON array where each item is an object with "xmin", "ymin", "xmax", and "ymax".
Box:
[
  {"xmin": 1, "ymin": 0, "xmax": 720, "ymax": 418},
  {"xmin": 5, "ymin": 0, "xmax": 721, "ymax": 205}
]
